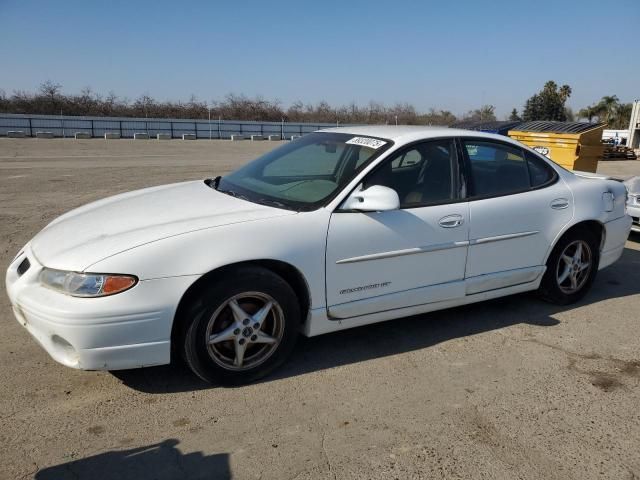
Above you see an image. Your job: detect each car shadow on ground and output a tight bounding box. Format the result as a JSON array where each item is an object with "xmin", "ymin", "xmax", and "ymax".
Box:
[
  {"xmin": 113, "ymin": 245, "xmax": 640, "ymax": 393},
  {"xmin": 34, "ymin": 439, "xmax": 231, "ymax": 480}
]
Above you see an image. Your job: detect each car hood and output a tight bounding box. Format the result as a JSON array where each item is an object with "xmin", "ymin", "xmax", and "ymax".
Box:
[{"xmin": 31, "ymin": 180, "xmax": 295, "ymax": 271}]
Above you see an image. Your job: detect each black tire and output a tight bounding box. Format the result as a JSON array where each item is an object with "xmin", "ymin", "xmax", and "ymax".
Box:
[
  {"xmin": 538, "ymin": 228, "xmax": 600, "ymax": 305},
  {"xmin": 178, "ymin": 266, "xmax": 300, "ymax": 385}
]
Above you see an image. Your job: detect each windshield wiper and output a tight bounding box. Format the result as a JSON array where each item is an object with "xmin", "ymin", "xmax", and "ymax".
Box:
[
  {"xmin": 255, "ymin": 198, "xmax": 292, "ymax": 210},
  {"xmin": 213, "ymin": 183, "xmax": 293, "ymax": 210},
  {"xmin": 218, "ymin": 188, "xmax": 250, "ymax": 202}
]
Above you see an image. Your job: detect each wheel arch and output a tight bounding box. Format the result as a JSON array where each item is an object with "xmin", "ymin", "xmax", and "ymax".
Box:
[
  {"xmin": 170, "ymin": 259, "xmax": 311, "ymax": 358},
  {"xmin": 545, "ymin": 219, "xmax": 605, "ymax": 264}
]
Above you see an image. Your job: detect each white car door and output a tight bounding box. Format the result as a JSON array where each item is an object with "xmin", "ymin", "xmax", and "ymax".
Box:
[
  {"xmin": 461, "ymin": 138, "xmax": 573, "ymax": 294},
  {"xmin": 325, "ymin": 139, "xmax": 469, "ymax": 319}
]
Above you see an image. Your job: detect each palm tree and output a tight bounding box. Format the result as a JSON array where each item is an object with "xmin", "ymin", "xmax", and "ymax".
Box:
[
  {"xmin": 596, "ymin": 95, "xmax": 620, "ymax": 125},
  {"xmin": 559, "ymin": 85, "xmax": 572, "ymax": 103},
  {"xmin": 611, "ymin": 103, "xmax": 633, "ymax": 129},
  {"xmin": 578, "ymin": 105, "xmax": 598, "ymax": 122}
]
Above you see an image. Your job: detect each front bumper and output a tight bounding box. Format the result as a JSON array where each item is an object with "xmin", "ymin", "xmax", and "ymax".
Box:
[
  {"xmin": 627, "ymin": 203, "xmax": 640, "ymax": 233},
  {"xmin": 599, "ymin": 215, "xmax": 633, "ymax": 270},
  {"xmin": 6, "ymin": 244, "xmax": 197, "ymax": 370}
]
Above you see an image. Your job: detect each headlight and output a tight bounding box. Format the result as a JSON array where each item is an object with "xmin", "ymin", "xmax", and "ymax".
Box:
[{"xmin": 39, "ymin": 269, "xmax": 137, "ymax": 297}]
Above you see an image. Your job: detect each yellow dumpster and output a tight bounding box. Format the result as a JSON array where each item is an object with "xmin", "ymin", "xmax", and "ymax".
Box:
[{"xmin": 508, "ymin": 121, "xmax": 605, "ymax": 173}]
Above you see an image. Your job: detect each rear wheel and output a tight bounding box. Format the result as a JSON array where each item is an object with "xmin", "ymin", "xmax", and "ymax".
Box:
[
  {"xmin": 538, "ymin": 229, "xmax": 599, "ymax": 305},
  {"xmin": 179, "ymin": 266, "xmax": 300, "ymax": 385}
]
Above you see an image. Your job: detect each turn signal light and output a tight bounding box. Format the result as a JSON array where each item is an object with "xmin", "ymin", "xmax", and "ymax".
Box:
[{"xmin": 103, "ymin": 276, "xmax": 137, "ymax": 295}]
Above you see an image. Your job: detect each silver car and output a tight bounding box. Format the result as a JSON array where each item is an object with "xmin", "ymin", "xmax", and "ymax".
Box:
[{"xmin": 625, "ymin": 176, "xmax": 640, "ymax": 233}]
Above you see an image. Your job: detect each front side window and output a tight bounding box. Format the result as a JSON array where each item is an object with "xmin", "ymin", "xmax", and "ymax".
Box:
[
  {"xmin": 364, "ymin": 139, "xmax": 456, "ymax": 207},
  {"xmin": 217, "ymin": 132, "xmax": 392, "ymax": 210},
  {"xmin": 463, "ymin": 140, "xmax": 530, "ymax": 197}
]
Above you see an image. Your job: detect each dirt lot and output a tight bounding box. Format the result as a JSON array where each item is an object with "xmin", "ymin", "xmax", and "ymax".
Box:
[{"xmin": 1, "ymin": 138, "xmax": 640, "ymax": 480}]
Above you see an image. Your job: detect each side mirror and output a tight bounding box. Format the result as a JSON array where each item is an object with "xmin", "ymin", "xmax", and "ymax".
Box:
[{"xmin": 341, "ymin": 185, "xmax": 400, "ymax": 212}]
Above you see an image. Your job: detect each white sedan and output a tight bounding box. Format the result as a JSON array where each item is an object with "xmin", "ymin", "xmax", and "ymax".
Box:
[
  {"xmin": 6, "ymin": 126, "xmax": 631, "ymax": 384},
  {"xmin": 624, "ymin": 176, "xmax": 640, "ymax": 233}
]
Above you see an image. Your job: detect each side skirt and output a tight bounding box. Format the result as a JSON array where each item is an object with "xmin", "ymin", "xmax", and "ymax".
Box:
[
  {"xmin": 327, "ymin": 280, "xmax": 466, "ymax": 320},
  {"xmin": 302, "ymin": 277, "xmax": 544, "ymax": 337},
  {"xmin": 465, "ymin": 266, "xmax": 545, "ymax": 295}
]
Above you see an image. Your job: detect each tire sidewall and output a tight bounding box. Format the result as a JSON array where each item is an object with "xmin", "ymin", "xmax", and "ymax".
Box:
[
  {"xmin": 181, "ymin": 267, "xmax": 300, "ymax": 385},
  {"xmin": 540, "ymin": 229, "xmax": 600, "ymax": 305}
]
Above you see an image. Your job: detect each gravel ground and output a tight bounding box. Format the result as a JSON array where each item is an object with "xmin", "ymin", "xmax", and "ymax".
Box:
[{"xmin": 1, "ymin": 138, "xmax": 639, "ymax": 480}]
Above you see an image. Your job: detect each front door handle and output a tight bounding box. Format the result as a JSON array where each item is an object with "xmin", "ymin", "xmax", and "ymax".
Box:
[{"xmin": 438, "ymin": 214, "xmax": 464, "ymax": 228}]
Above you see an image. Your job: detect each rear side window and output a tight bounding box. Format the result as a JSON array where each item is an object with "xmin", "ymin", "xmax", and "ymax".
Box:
[
  {"xmin": 463, "ymin": 140, "xmax": 530, "ymax": 197},
  {"xmin": 525, "ymin": 151, "xmax": 556, "ymax": 187}
]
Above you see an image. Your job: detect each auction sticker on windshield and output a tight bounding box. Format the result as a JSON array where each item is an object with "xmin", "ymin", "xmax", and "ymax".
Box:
[{"xmin": 346, "ymin": 137, "xmax": 387, "ymax": 149}]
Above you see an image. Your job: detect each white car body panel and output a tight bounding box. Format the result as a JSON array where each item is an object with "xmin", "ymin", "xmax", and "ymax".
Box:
[
  {"xmin": 624, "ymin": 176, "xmax": 640, "ymax": 233},
  {"xmin": 465, "ymin": 182, "xmax": 573, "ymax": 278},
  {"xmin": 326, "ymin": 202, "xmax": 469, "ymax": 318},
  {"xmin": 32, "ymin": 181, "xmax": 294, "ymax": 271},
  {"xmin": 5, "ymin": 125, "xmax": 632, "ymax": 371},
  {"xmin": 7, "ymin": 244, "xmax": 196, "ymax": 369},
  {"xmin": 628, "ymin": 205, "xmax": 640, "ymax": 233}
]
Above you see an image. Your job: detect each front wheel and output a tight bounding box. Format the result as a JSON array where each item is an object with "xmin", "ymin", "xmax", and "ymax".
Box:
[
  {"xmin": 179, "ymin": 266, "xmax": 300, "ymax": 385},
  {"xmin": 538, "ymin": 229, "xmax": 599, "ymax": 305}
]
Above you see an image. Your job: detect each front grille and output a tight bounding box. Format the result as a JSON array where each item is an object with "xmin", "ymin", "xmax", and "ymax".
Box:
[
  {"xmin": 17, "ymin": 257, "xmax": 30, "ymax": 276},
  {"xmin": 632, "ymin": 216, "xmax": 639, "ymax": 225}
]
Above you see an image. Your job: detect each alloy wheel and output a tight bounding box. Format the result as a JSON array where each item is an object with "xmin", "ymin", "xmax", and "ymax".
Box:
[
  {"xmin": 205, "ymin": 292, "xmax": 285, "ymax": 371},
  {"xmin": 556, "ymin": 240, "xmax": 592, "ymax": 294}
]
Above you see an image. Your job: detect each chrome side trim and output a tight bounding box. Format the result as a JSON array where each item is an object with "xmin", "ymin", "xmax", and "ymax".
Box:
[
  {"xmin": 470, "ymin": 231, "xmax": 538, "ymax": 245},
  {"xmin": 335, "ymin": 240, "xmax": 469, "ymax": 265},
  {"xmin": 328, "ymin": 279, "xmax": 465, "ymax": 319},
  {"xmin": 335, "ymin": 231, "xmax": 538, "ymax": 265}
]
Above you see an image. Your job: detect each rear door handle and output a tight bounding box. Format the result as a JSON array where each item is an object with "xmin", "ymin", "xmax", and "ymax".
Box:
[
  {"xmin": 550, "ymin": 198, "xmax": 570, "ymax": 210},
  {"xmin": 439, "ymin": 214, "xmax": 464, "ymax": 228}
]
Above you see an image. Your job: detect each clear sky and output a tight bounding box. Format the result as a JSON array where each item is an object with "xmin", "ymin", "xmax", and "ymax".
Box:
[{"xmin": 1, "ymin": 0, "xmax": 638, "ymax": 118}]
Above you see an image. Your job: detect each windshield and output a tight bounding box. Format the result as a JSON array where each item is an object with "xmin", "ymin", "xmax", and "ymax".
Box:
[{"xmin": 216, "ymin": 132, "xmax": 393, "ymax": 211}]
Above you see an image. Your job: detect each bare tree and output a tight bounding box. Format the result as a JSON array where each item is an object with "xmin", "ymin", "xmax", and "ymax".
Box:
[
  {"xmin": 1, "ymin": 81, "xmax": 466, "ymax": 124},
  {"xmin": 462, "ymin": 105, "xmax": 497, "ymax": 122}
]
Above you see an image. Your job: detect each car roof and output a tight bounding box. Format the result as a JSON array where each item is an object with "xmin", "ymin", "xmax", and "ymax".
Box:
[{"xmin": 317, "ymin": 125, "xmax": 515, "ymax": 145}]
